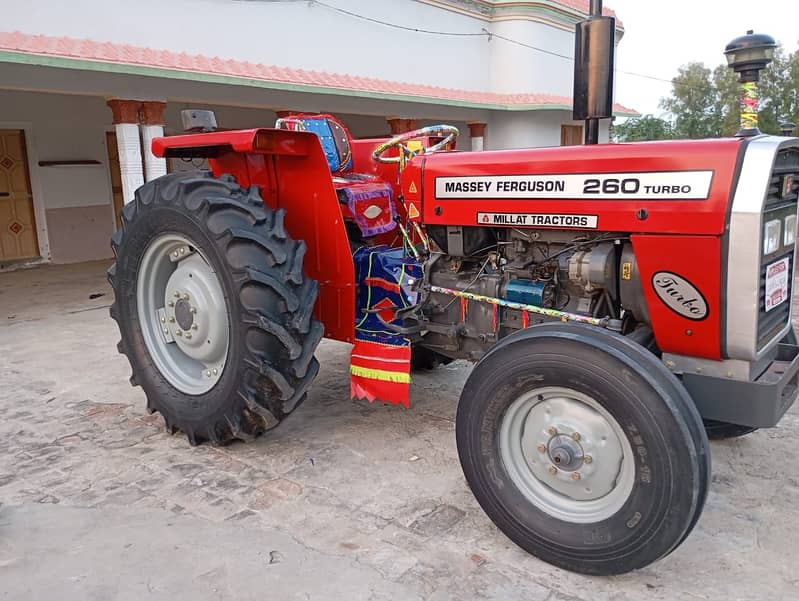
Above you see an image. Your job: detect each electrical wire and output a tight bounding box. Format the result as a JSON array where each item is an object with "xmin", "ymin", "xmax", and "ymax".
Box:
[
  {"xmin": 303, "ymin": 0, "xmax": 712, "ymax": 91},
  {"xmin": 246, "ymin": 1, "xmax": 791, "ymax": 99},
  {"xmin": 440, "ymin": 256, "xmax": 491, "ymax": 312},
  {"xmin": 313, "ymin": 0, "xmax": 486, "ymax": 36}
]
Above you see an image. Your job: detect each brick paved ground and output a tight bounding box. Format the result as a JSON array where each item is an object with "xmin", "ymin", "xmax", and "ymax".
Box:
[{"xmin": 1, "ymin": 261, "xmax": 797, "ymax": 600}]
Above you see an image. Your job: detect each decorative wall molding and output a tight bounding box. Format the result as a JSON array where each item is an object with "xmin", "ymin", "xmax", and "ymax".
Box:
[{"xmin": 416, "ymin": 0, "xmax": 624, "ymax": 36}]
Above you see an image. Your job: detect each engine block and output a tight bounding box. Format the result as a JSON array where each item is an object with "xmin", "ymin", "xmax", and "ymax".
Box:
[{"xmin": 419, "ymin": 227, "xmax": 645, "ymax": 360}]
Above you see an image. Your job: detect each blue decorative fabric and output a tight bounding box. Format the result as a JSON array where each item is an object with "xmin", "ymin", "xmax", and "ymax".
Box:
[
  {"xmin": 353, "ymin": 246, "xmax": 423, "ymax": 346},
  {"xmin": 300, "ymin": 118, "xmax": 353, "ymax": 172}
]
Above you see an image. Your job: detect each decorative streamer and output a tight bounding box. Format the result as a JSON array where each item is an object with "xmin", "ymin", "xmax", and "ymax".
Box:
[
  {"xmin": 740, "ymin": 81, "xmax": 759, "ymax": 131},
  {"xmin": 429, "ymin": 285, "xmax": 608, "ymax": 327}
]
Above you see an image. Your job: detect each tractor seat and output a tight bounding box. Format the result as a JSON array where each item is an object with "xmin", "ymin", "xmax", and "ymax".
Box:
[
  {"xmin": 276, "ymin": 114, "xmax": 397, "ymax": 238},
  {"xmin": 275, "ymin": 113, "xmax": 354, "ymax": 173}
]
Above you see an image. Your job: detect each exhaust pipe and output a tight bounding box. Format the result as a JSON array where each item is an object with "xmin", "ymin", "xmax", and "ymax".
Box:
[{"xmin": 572, "ymin": 0, "xmax": 616, "ymax": 145}]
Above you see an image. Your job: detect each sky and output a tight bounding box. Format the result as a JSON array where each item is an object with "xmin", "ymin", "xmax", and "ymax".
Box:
[{"xmin": 610, "ymin": 0, "xmax": 799, "ymax": 116}]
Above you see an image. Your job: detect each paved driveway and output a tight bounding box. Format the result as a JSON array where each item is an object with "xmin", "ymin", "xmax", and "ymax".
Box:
[{"xmin": 1, "ymin": 261, "xmax": 797, "ymax": 600}]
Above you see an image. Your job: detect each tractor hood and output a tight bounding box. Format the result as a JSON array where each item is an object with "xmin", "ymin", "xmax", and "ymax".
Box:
[{"xmin": 403, "ymin": 137, "xmax": 749, "ymax": 236}]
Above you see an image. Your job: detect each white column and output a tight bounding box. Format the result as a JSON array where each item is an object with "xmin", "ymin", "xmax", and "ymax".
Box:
[
  {"xmin": 115, "ymin": 122, "xmax": 144, "ymax": 205},
  {"xmin": 468, "ymin": 122, "xmax": 487, "ymax": 152},
  {"xmin": 108, "ymin": 99, "xmax": 145, "ymax": 205},
  {"xmin": 140, "ymin": 102, "xmax": 168, "ymax": 182},
  {"xmin": 141, "ymin": 124, "xmax": 167, "ymax": 182}
]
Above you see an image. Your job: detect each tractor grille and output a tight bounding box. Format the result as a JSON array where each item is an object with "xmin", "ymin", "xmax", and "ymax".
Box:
[{"xmin": 757, "ymin": 148, "xmax": 799, "ymax": 349}]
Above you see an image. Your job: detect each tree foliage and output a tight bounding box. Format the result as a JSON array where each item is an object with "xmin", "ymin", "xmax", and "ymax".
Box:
[
  {"xmin": 661, "ymin": 62, "xmax": 722, "ymax": 139},
  {"xmin": 616, "ymin": 44, "xmax": 799, "ymax": 141},
  {"xmin": 612, "ymin": 115, "xmax": 673, "ymax": 142}
]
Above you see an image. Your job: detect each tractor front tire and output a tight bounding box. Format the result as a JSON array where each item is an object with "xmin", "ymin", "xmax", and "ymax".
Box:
[
  {"xmin": 108, "ymin": 171, "xmax": 323, "ymax": 445},
  {"xmin": 456, "ymin": 323, "xmax": 710, "ymax": 575}
]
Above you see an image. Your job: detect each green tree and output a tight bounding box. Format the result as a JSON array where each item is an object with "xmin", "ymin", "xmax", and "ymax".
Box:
[
  {"xmin": 711, "ymin": 63, "xmax": 740, "ymax": 137},
  {"xmin": 613, "ymin": 115, "xmax": 674, "ymax": 142},
  {"xmin": 660, "ymin": 62, "xmax": 723, "ymax": 138},
  {"xmin": 760, "ymin": 45, "xmax": 799, "ymax": 133},
  {"xmin": 659, "ymin": 44, "xmax": 799, "ymax": 138}
]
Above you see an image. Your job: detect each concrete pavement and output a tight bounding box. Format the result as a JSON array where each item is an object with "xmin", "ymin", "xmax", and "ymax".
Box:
[{"xmin": 1, "ymin": 261, "xmax": 797, "ymax": 600}]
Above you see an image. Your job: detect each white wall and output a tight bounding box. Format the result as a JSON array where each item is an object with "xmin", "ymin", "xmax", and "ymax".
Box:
[
  {"xmin": 4, "ymin": 0, "xmax": 490, "ymax": 92},
  {"xmin": 490, "ymin": 110, "xmax": 566, "ymax": 149},
  {"xmin": 0, "ymin": 90, "xmax": 114, "ymax": 263},
  {"xmin": 2, "ymin": 0, "xmax": 623, "ymax": 104},
  {"xmin": 489, "ymin": 110, "xmax": 611, "ymax": 149},
  {"xmin": 488, "ymin": 20, "xmax": 575, "ymax": 96}
]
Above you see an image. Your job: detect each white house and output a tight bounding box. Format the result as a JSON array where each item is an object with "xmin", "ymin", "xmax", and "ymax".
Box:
[{"xmin": 0, "ymin": 0, "xmax": 634, "ymax": 265}]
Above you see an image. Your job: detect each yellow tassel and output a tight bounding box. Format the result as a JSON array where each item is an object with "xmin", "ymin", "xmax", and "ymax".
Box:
[{"xmin": 350, "ymin": 365, "xmax": 411, "ymax": 384}]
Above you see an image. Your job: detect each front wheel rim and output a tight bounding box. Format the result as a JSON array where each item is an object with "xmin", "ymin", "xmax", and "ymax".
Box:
[
  {"xmin": 136, "ymin": 233, "xmax": 230, "ymax": 395},
  {"xmin": 499, "ymin": 386, "xmax": 636, "ymax": 524}
]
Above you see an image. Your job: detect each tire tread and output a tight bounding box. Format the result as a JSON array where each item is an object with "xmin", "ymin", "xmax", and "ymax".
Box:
[{"xmin": 107, "ymin": 170, "xmax": 321, "ymax": 444}]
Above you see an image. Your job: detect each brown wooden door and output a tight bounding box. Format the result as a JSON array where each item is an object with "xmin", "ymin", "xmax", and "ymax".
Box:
[
  {"xmin": 0, "ymin": 129, "xmax": 39, "ymax": 262},
  {"xmin": 560, "ymin": 124, "xmax": 584, "ymax": 146},
  {"xmin": 106, "ymin": 131, "xmax": 125, "ymax": 229}
]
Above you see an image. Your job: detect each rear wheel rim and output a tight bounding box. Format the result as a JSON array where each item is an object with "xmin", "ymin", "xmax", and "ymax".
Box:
[
  {"xmin": 499, "ymin": 386, "xmax": 635, "ymax": 524},
  {"xmin": 136, "ymin": 233, "xmax": 230, "ymax": 395}
]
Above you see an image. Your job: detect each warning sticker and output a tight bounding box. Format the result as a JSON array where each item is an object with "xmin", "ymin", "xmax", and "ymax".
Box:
[
  {"xmin": 437, "ymin": 171, "xmax": 714, "ymax": 200},
  {"xmin": 408, "ymin": 181, "xmax": 418, "ymax": 194},
  {"xmin": 477, "ymin": 212, "xmax": 598, "ymax": 229},
  {"xmin": 765, "ymin": 257, "xmax": 790, "ymax": 312},
  {"xmin": 407, "ymin": 202, "xmax": 420, "ymax": 219}
]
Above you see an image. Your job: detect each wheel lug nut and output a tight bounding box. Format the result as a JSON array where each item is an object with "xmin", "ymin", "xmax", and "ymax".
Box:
[
  {"xmin": 205, "ymin": 370, "xmax": 212, "ymax": 377},
  {"xmin": 572, "ymin": 432, "xmax": 581, "ymax": 442},
  {"xmin": 571, "ymin": 472, "xmax": 581, "ymax": 481},
  {"xmin": 168, "ymin": 301, "xmax": 175, "ymax": 307},
  {"xmin": 174, "ymin": 291, "xmax": 180, "ymax": 298},
  {"xmin": 179, "ymin": 248, "xmax": 186, "ymax": 255},
  {"xmin": 169, "ymin": 317, "xmax": 175, "ymax": 323},
  {"xmin": 185, "ymin": 333, "xmax": 192, "ymax": 340},
  {"xmin": 584, "ymin": 455, "xmax": 593, "ymax": 464},
  {"xmin": 212, "ymin": 368, "xmax": 218, "ymax": 375},
  {"xmin": 163, "ymin": 328, "xmax": 169, "ymax": 335},
  {"xmin": 547, "ymin": 427, "xmax": 557, "ymax": 436},
  {"xmin": 548, "ymin": 466, "xmax": 557, "ymax": 475},
  {"xmin": 191, "ymin": 324, "xmax": 198, "ymax": 331},
  {"xmin": 190, "ymin": 307, "xmax": 197, "ymax": 314},
  {"xmin": 183, "ymin": 293, "xmax": 190, "ymax": 300},
  {"xmin": 160, "ymin": 316, "xmax": 166, "ymax": 323},
  {"xmin": 537, "ymin": 444, "xmax": 546, "ymax": 453},
  {"xmin": 175, "ymin": 330, "xmax": 182, "ymax": 337}
]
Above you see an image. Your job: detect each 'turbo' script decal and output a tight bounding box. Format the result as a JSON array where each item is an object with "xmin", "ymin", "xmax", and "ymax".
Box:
[{"xmin": 651, "ymin": 272, "xmax": 708, "ymax": 321}]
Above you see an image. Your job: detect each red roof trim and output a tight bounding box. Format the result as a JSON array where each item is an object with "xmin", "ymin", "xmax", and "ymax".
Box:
[{"xmin": 0, "ymin": 31, "xmax": 637, "ymax": 114}]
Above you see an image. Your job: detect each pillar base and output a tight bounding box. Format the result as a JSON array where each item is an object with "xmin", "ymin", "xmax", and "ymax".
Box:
[{"xmin": 735, "ymin": 127, "xmax": 762, "ymax": 137}]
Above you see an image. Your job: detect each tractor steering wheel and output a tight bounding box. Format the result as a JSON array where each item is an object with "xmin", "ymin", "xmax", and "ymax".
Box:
[{"xmin": 372, "ymin": 125, "xmax": 459, "ymax": 164}]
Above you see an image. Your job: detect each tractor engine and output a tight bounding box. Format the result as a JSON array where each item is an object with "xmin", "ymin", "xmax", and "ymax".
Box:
[{"xmin": 419, "ymin": 225, "xmax": 647, "ymax": 360}]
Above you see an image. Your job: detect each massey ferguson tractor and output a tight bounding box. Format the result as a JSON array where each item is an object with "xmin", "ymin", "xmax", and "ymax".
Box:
[{"xmin": 107, "ymin": 18, "xmax": 799, "ymax": 575}]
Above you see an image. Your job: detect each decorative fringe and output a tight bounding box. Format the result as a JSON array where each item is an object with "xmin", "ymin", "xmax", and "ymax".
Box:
[{"xmin": 350, "ymin": 365, "xmax": 411, "ymax": 384}]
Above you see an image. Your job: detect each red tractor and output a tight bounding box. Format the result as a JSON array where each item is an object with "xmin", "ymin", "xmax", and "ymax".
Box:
[{"xmin": 108, "ymin": 106, "xmax": 799, "ymax": 575}]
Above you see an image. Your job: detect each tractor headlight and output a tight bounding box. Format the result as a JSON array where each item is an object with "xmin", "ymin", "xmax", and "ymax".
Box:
[
  {"xmin": 784, "ymin": 214, "xmax": 796, "ymax": 247},
  {"xmin": 764, "ymin": 219, "xmax": 781, "ymax": 255}
]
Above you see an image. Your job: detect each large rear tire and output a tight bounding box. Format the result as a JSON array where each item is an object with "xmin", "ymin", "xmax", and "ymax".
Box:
[
  {"xmin": 108, "ymin": 171, "xmax": 323, "ymax": 445},
  {"xmin": 456, "ymin": 323, "xmax": 710, "ymax": 575}
]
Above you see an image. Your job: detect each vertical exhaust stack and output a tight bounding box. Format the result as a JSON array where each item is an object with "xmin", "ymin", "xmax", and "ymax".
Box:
[{"xmin": 572, "ymin": 0, "xmax": 616, "ymax": 145}]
